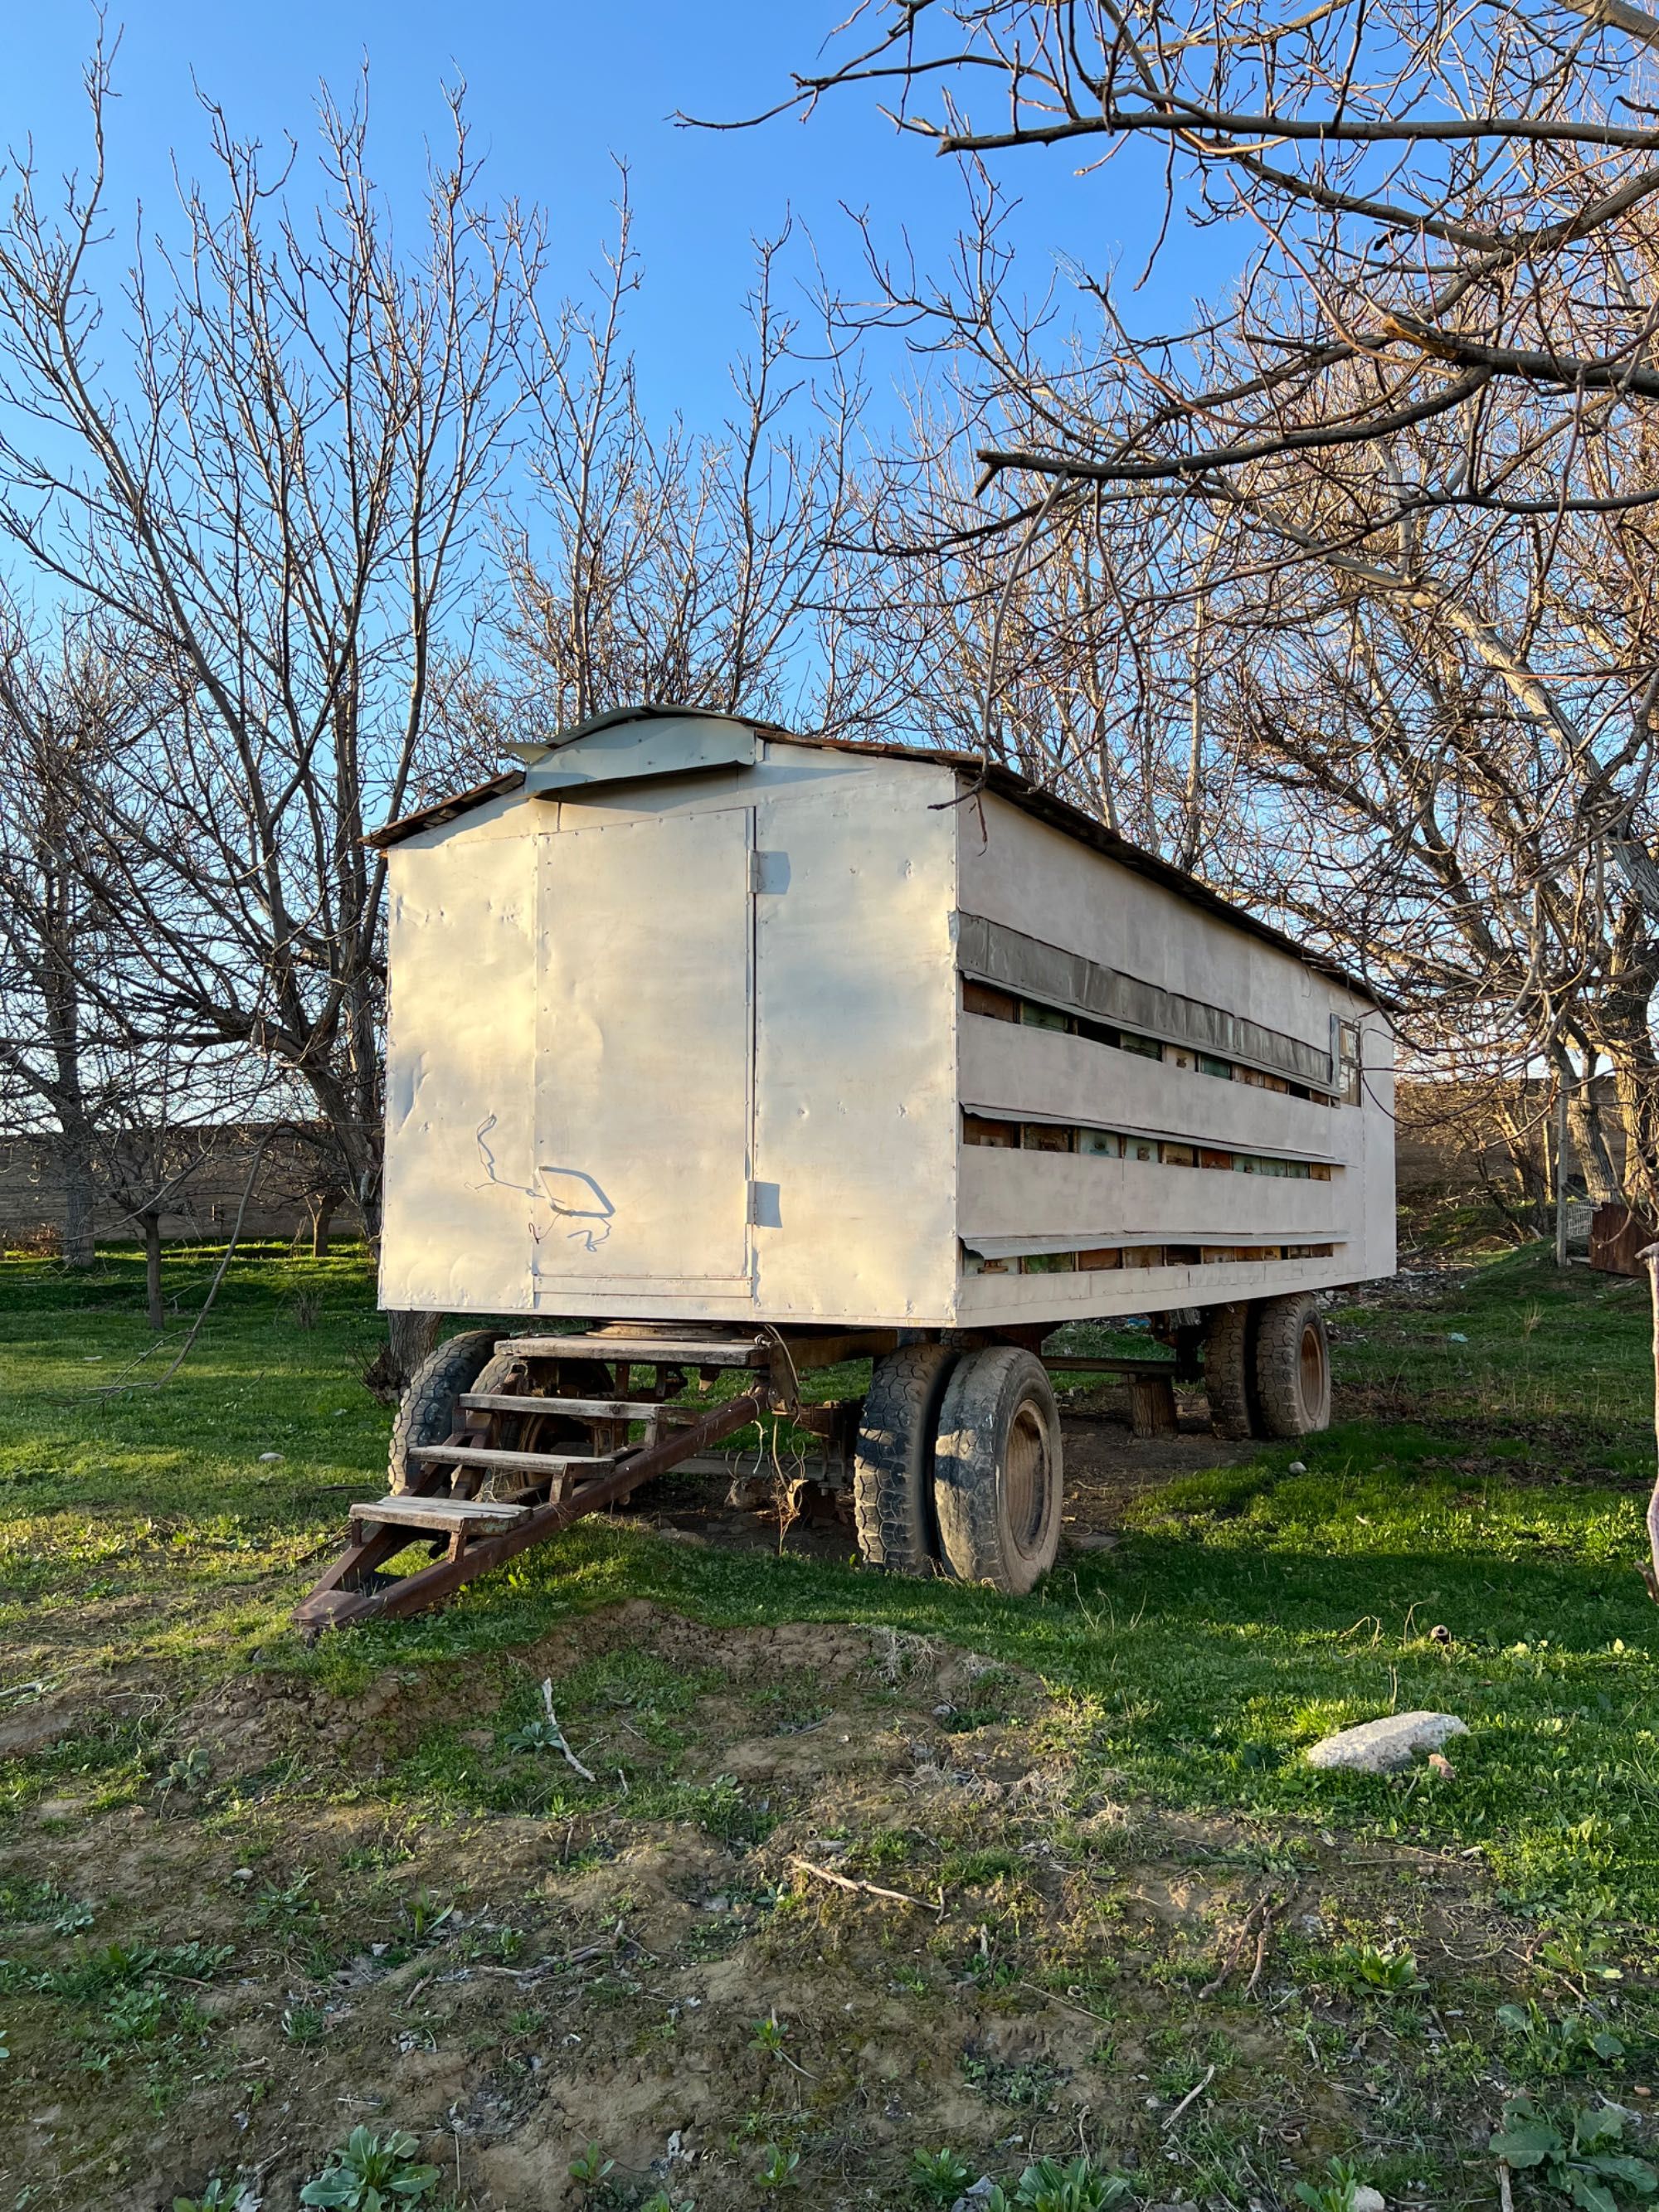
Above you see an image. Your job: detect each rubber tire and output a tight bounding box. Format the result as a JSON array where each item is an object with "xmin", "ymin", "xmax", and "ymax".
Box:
[
  {"xmin": 1253, "ymin": 1293, "xmax": 1332, "ymax": 1437},
  {"xmin": 1204, "ymin": 1302, "xmax": 1257, "ymax": 1440},
  {"xmin": 852, "ymin": 1344, "xmax": 960, "ymax": 1575},
  {"xmin": 387, "ymin": 1328, "xmax": 502, "ymax": 1491},
  {"xmin": 933, "ymin": 1346, "xmax": 1064, "ymax": 1595}
]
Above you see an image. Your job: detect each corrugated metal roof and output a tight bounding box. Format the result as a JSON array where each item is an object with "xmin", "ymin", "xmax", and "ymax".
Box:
[{"xmin": 366, "ymin": 707, "xmax": 1389, "ymax": 1008}]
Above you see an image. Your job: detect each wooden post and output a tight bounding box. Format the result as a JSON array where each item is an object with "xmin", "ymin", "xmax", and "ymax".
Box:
[
  {"xmin": 1642, "ymin": 1244, "xmax": 1659, "ymax": 1603},
  {"xmin": 1129, "ymin": 1373, "xmax": 1180, "ymax": 1439}
]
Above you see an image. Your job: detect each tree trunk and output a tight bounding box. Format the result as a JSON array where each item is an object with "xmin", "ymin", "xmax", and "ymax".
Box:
[
  {"xmin": 308, "ymin": 1193, "xmax": 337, "ymax": 1260},
  {"xmin": 1568, "ymin": 1080, "xmax": 1620, "ymax": 1205},
  {"xmin": 60, "ymin": 1116, "xmax": 97, "ymax": 1268},
  {"xmin": 143, "ymin": 1211, "xmax": 163, "ymax": 1331},
  {"xmin": 386, "ymin": 1310, "xmax": 443, "ymax": 1391}
]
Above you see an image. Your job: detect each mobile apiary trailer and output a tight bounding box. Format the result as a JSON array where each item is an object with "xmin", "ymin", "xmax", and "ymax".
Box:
[{"xmin": 296, "ymin": 706, "xmax": 1394, "ymax": 1631}]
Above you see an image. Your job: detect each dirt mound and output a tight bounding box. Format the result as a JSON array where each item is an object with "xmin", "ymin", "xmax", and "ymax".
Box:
[{"xmin": 1, "ymin": 1603, "xmax": 1525, "ymax": 2212}]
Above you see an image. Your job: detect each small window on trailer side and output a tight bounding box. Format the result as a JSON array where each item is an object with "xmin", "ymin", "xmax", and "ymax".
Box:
[
  {"xmin": 963, "ymin": 1114, "xmax": 1019, "ymax": 1148},
  {"xmin": 963, "ymin": 979, "xmax": 1019, "ymax": 1023},
  {"xmin": 1334, "ymin": 1017, "xmax": 1364, "ymax": 1104},
  {"xmin": 1021, "ymin": 1122, "xmax": 1076, "ymax": 1153}
]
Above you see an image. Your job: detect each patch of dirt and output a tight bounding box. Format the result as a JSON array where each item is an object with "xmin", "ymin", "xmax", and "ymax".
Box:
[
  {"xmin": 626, "ymin": 1403, "xmax": 1260, "ymax": 1565},
  {"xmin": 0, "ymin": 1602, "xmax": 1576, "ymax": 2212}
]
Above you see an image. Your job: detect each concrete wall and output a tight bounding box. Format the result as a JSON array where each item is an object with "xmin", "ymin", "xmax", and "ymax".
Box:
[{"xmin": 0, "ymin": 1127, "xmax": 337, "ymax": 1249}]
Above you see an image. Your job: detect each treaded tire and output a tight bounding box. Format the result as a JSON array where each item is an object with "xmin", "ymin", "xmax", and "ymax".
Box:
[
  {"xmin": 1204, "ymin": 1302, "xmax": 1257, "ymax": 1440},
  {"xmin": 388, "ymin": 1328, "xmax": 502, "ymax": 1491},
  {"xmin": 933, "ymin": 1346, "xmax": 1063, "ymax": 1595},
  {"xmin": 1253, "ymin": 1293, "xmax": 1332, "ymax": 1437},
  {"xmin": 853, "ymin": 1344, "xmax": 960, "ymax": 1574}
]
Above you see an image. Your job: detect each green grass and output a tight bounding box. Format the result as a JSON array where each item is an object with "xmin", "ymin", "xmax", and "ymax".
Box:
[{"xmin": 2, "ymin": 1240, "xmax": 1658, "ymax": 1927}]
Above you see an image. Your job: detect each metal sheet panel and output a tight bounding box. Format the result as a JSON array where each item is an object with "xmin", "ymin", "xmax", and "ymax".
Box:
[
  {"xmin": 958, "ymin": 1147, "xmax": 1341, "ymax": 1247},
  {"xmin": 952, "ymin": 1249, "xmax": 1357, "ymax": 1324},
  {"xmin": 751, "ymin": 763, "xmax": 960, "ymax": 1323},
  {"xmin": 956, "ymin": 912, "xmax": 1334, "ymax": 1087},
  {"xmin": 526, "ymin": 713, "xmax": 757, "ymax": 791},
  {"xmin": 529, "ymin": 807, "xmax": 752, "ymax": 1296},
  {"xmin": 959, "ymin": 796, "xmax": 1338, "ymax": 1069},
  {"xmin": 379, "ymin": 834, "xmax": 541, "ymax": 1314},
  {"xmin": 959, "ymin": 1016, "xmax": 1360, "ymax": 1164}
]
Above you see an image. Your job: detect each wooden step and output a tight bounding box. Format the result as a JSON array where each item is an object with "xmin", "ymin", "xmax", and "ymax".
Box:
[
  {"xmin": 353, "ymin": 1495, "xmax": 529, "ymax": 1534},
  {"xmin": 458, "ymin": 1393, "xmax": 694, "ymax": 1420},
  {"xmin": 406, "ymin": 1443, "xmax": 621, "ymax": 1475},
  {"xmin": 494, "ymin": 1333, "xmax": 767, "ymax": 1368}
]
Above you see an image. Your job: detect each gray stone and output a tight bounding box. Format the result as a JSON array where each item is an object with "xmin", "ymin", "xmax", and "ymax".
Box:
[{"xmin": 1306, "ymin": 1711, "xmax": 1468, "ymax": 1773}]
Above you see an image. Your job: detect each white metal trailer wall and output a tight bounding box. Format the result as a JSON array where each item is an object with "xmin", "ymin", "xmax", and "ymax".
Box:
[
  {"xmin": 379, "ymin": 741, "xmax": 963, "ymax": 1325},
  {"xmin": 377, "ymin": 715, "xmax": 1394, "ymax": 1328},
  {"xmin": 951, "ymin": 795, "xmax": 1394, "ymax": 1324}
]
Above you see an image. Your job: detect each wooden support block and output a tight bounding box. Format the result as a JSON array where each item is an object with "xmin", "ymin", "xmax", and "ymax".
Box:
[{"xmin": 1128, "ymin": 1373, "xmax": 1180, "ymax": 1439}]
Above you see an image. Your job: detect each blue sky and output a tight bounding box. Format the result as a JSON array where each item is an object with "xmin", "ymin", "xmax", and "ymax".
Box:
[{"xmin": 4, "ymin": 2, "xmax": 1226, "ymax": 441}]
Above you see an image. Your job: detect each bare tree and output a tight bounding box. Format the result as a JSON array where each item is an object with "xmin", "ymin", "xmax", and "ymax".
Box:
[
  {"xmin": 739, "ymin": 1, "xmax": 1659, "ymax": 509},
  {"xmin": 494, "ymin": 177, "xmax": 873, "ymax": 738},
  {"xmin": 0, "ymin": 46, "xmax": 537, "ymax": 1374},
  {"xmin": 0, "ymin": 603, "xmax": 158, "ymax": 1262},
  {"xmin": 729, "ymin": 2, "xmax": 1659, "ymax": 1192},
  {"xmin": 1053, "ymin": 363, "xmax": 1659, "ymax": 1198},
  {"xmin": 839, "ymin": 396, "xmax": 1250, "ymax": 859}
]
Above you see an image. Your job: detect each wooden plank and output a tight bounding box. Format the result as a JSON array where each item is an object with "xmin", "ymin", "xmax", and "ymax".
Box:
[
  {"xmin": 457, "ymin": 1393, "xmax": 689, "ymax": 1419},
  {"xmin": 406, "ymin": 1443, "xmax": 620, "ymax": 1473},
  {"xmin": 1042, "ymin": 1354, "xmax": 1177, "ymax": 1376},
  {"xmin": 494, "ymin": 1334, "xmax": 767, "ymax": 1367},
  {"xmin": 353, "ymin": 1495, "xmax": 528, "ymax": 1532},
  {"xmin": 772, "ymin": 1331, "xmax": 899, "ymax": 1371},
  {"xmin": 299, "ymin": 1389, "xmax": 768, "ymax": 1629}
]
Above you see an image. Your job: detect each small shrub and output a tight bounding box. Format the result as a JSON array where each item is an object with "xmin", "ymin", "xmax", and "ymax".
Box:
[
  {"xmin": 158, "ymin": 1746, "xmax": 213, "ymax": 1797},
  {"xmin": 173, "ymin": 2184, "xmax": 237, "ymax": 2212},
  {"xmin": 173, "ymin": 2184, "xmax": 238, "ymax": 2212},
  {"xmin": 299, "ymin": 2128, "xmax": 440, "ymax": 2209},
  {"xmin": 404, "ymin": 1890, "xmax": 454, "ymax": 1943},
  {"xmin": 1327, "ymin": 1940, "xmax": 1427, "ymax": 1996},
  {"xmin": 1491, "ymin": 2097, "xmax": 1658, "ymax": 2212},
  {"xmin": 758, "ymin": 2144, "xmax": 800, "ymax": 2189},
  {"xmin": 911, "ymin": 2146, "xmax": 973, "ymax": 2202},
  {"xmin": 987, "ymin": 2155, "xmax": 1133, "ymax": 2212},
  {"xmin": 250, "ymin": 1871, "xmax": 318, "ymax": 1930},
  {"xmin": 1295, "ymin": 2157, "xmax": 1366, "ymax": 2212},
  {"xmin": 1496, "ymin": 2001, "xmax": 1624, "ymax": 2073},
  {"xmin": 961, "ymin": 2049, "xmax": 1063, "ymax": 2110},
  {"xmin": 0, "ymin": 1878, "xmax": 94, "ymax": 1933}
]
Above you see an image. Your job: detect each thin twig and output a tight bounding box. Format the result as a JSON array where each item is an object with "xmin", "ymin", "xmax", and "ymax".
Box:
[
  {"xmin": 1243, "ymin": 1910, "xmax": 1276, "ymax": 1996},
  {"xmin": 1200, "ymin": 1894, "xmax": 1268, "ymax": 1998},
  {"xmin": 1162, "ymin": 2064, "xmax": 1216, "ymax": 2131},
  {"xmin": 1019, "ymin": 1979, "xmax": 1114, "ymax": 2024},
  {"xmin": 539, "ymin": 1678, "xmax": 596, "ymax": 1782},
  {"xmin": 787, "ymin": 1854, "xmax": 941, "ymax": 1914}
]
